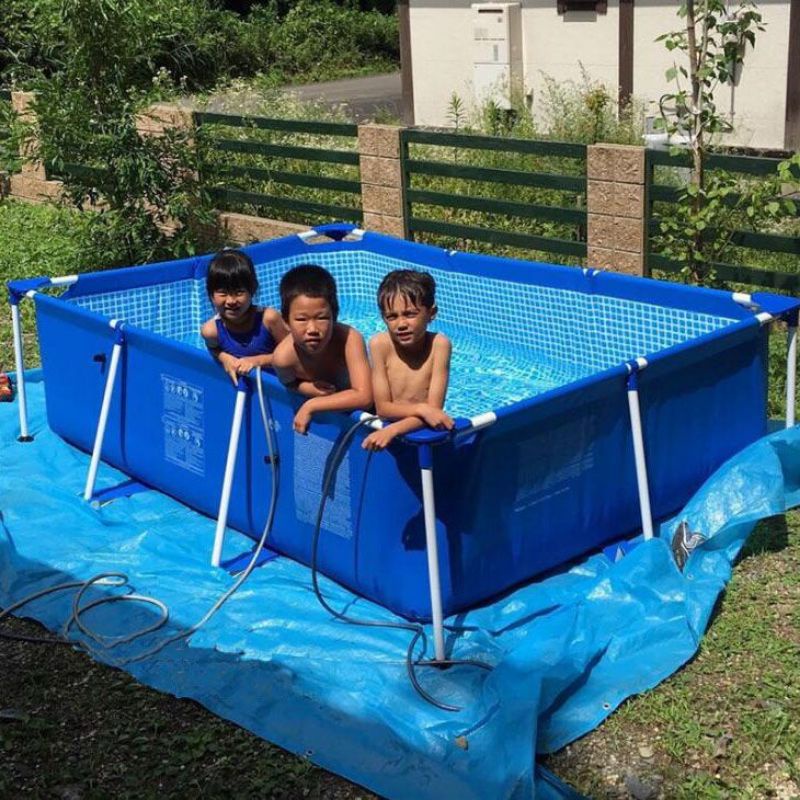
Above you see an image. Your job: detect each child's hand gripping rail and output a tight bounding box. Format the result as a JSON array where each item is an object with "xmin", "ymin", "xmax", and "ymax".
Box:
[{"xmin": 7, "ymin": 274, "xmax": 79, "ymax": 442}]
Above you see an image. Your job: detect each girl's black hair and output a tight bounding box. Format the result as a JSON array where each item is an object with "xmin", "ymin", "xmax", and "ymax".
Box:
[
  {"xmin": 279, "ymin": 264, "xmax": 339, "ymax": 321},
  {"xmin": 206, "ymin": 250, "xmax": 258, "ymax": 296}
]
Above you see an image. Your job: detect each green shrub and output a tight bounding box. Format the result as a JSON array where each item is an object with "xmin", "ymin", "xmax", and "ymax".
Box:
[
  {"xmin": 0, "ymin": 96, "xmax": 23, "ymax": 174},
  {"xmin": 536, "ymin": 69, "xmax": 645, "ymax": 145},
  {"xmin": 264, "ymin": 0, "xmax": 399, "ymax": 82},
  {"xmin": 21, "ymin": 0, "xmax": 221, "ymax": 268},
  {"xmin": 1, "ymin": 0, "xmax": 400, "ymax": 92}
]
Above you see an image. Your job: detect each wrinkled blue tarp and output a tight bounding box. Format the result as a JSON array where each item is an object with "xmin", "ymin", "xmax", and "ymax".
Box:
[{"xmin": 2, "ymin": 374, "xmax": 799, "ymax": 799}]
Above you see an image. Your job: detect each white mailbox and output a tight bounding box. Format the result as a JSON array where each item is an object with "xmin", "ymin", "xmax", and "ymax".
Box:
[{"xmin": 471, "ymin": 3, "xmax": 522, "ymax": 110}]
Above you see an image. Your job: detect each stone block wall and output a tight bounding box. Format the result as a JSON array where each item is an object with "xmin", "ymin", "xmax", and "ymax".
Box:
[
  {"xmin": 586, "ymin": 144, "xmax": 647, "ymax": 276},
  {"xmin": 358, "ymin": 124, "xmax": 405, "ymax": 239},
  {"xmin": 3, "ymin": 97, "xmax": 652, "ymax": 275}
]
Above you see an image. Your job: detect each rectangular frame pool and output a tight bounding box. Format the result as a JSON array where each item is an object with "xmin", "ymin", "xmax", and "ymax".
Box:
[{"xmin": 9, "ymin": 224, "xmax": 800, "ymax": 623}]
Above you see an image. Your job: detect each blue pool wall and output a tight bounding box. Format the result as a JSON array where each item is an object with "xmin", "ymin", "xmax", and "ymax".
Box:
[{"xmin": 29, "ymin": 228, "xmax": 795, "ymax": 620}]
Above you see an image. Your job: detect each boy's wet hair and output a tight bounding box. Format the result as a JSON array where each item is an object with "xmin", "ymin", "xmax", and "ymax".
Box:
[
  {"xmin": 206, "ymin": 250, "xmax": 258, "ymax": 297},
  {"xmin": 377, "ymin": 270, "xmax": 436, "ymax": 313},
  {"xmin": 279, "ymin": 264, "xmax": 339, "ymax": 321}
]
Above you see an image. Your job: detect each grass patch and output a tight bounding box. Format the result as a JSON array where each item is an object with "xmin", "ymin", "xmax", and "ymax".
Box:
[
  {"xmin": 543, "ymin": 512, "xmax": 800, "ymax": 799},
  {"xmin": 0, "ymin": 199, "xmax": 97, "ymax": 372}
]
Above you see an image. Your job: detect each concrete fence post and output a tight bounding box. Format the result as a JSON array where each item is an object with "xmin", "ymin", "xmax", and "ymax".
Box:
[
  {"xmin": 586, "ymin": 144, "xmax": 647, "ymax": 276},
  {"xmin": 357, "ymin": 123, "xmax": 407, "ymax": 238}
]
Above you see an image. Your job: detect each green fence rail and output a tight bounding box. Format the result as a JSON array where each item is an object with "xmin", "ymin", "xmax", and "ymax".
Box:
[
  {"xmin": 193, "ymin": 111, "xmax": 362, "ymax": 225},
  {"xmin": 401, "ymin": 129, "xmax": 587, "ymax": 259},
  {"xmin": 646, "ymin": 148, "xmax": 800, "ymax": 291}
]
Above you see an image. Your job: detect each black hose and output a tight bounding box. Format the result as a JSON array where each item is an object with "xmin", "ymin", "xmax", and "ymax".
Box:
[{"xmin": 309, "ymin": 416, "xmax": 493, "ymax": 713}]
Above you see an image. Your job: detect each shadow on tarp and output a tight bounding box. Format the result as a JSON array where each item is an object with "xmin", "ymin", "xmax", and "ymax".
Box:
[{"xmin": 3, "ymin": 375, "xmax": 800, "ymax": 799}]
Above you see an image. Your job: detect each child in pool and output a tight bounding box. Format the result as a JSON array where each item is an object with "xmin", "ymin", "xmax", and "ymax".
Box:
[
  {"xmin": 201, "ymin": 249, "xmax": 288, "ymax": 384},
  {"xmin": 272, "ymin": 264, "xmax": 373, "ymax": 435},
  {"xmin": 362, "ymin": 269, "xmax": 454, "ymax": 451}
]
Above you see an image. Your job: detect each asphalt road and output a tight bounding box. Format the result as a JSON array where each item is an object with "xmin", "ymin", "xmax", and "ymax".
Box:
[
  {"xmin": 288, "ymin": 71, "xmax": 403, "ymax": 121},
  {"xmin": 198, "ymin": 71, "xmax": 404, "ymax": 122}
]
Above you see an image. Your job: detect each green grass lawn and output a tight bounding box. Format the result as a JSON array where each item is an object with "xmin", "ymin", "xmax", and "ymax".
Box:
[{"xmin": 1, "ymin": 197, "xmax": 798, "ymax": 798}]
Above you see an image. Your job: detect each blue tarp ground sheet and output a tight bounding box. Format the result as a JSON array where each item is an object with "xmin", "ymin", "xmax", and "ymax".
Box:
[{"xmin": 3, "ymin": 374, "xmax": 800, "ymax": 799}]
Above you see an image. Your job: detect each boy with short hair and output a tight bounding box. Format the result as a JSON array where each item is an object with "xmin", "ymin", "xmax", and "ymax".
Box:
[
  {"xmin": 362, "ymin": 269, "xmax": 454, "ymax": 451},
  {"xmin": 272, "ymin": 264, "xmax": 373, "ymax": 434}
]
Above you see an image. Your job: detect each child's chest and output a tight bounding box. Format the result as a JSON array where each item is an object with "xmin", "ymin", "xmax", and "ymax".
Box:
[
  {"xmin": 386, "ymin": 353, "xmax": 434, "ymax": 402},
  {"xmin": 297, "ymin": 343, "xmax": 350, "ymax": 389}
]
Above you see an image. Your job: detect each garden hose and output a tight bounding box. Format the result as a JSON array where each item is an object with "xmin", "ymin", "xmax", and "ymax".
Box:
[
  {"xmin": 309, "ymin": 415, "xmax": 494, "ymax": 713},
  {"xmin": 0, "ymin": 367, "xmax": 279, "ymax": 664}
]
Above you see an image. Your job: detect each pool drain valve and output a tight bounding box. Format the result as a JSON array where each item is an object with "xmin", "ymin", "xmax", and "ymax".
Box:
[{"xmin": 670, "ymin": 520, "xmax": 707, "ymax": 571}]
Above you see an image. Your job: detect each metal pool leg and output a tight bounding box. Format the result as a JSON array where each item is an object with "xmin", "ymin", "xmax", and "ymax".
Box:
[
  {"xmin": 83, "ymin": 321, "xmax": 125, "ymax": 501},
  {"xmin": 419, "ymin": 444, "xmax": 446, "ymax": 663},
  {"xmin": 211, "ymin": 378, "xmax": 248, "ymax": 568},
  {"xmin": 626, "ymin": 359, "xmax": 654, "ymax": 541},
  {"xmin": 10, "ymin": 296, "xmax": 33, "ymax": 442},
  {"xmin": 787, "ymin": 319, "xmax": 797, "ymax": 428}
]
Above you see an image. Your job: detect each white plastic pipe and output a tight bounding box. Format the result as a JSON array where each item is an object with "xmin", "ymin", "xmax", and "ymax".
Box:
[
  {"xmin": 10, "ymin": 302, "xmax": 31, "ymax": 441},
  {"xmin": 211, "ymin": 387, "xmax": 247, "ymax": 567},
  {"xmin": 420, "ymin": 464, "xmax": 446, "ymax": 663},
  {"xmin": 788, "ymin": 325, "xmax": 797, "ymax": 428},
  {"xmin": 627, "ymin": 385, "xmax": 654, "ymax": 541},
  {"xmin": 83, "ymin": 325, "xmax": 123, "ymax": 501}
]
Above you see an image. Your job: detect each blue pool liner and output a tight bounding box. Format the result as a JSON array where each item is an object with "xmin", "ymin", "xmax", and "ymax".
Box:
[{"xmin": 2, "ymin": 374, "xmax": 800, "ymax": 799}]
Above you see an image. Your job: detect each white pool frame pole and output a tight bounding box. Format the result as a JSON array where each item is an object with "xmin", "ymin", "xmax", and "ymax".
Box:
[
  {"xmin": 787, "ymin": 323, "xmax": 797, "ymax": 428},
  {"xmin": 10, "ymin": 300, "xmax": 33, "ymax": 442},
  {"xmin": 211, "ymin": 380, "xmax": 248, "ymax": 568},
  {"xmin": 83, "ymin": 321, "xmax": 125, "ymax": 501},
  {"xmin": 419, "ymin": 444, "xmax": 446, "ymax": 663},
  {"xmin": 626, "ymin": 358, "xmax": 654, "ymax": 541}
]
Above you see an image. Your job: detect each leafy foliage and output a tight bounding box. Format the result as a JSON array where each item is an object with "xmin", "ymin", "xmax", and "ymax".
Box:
[
  {"xmin": 655, "ymin": 0, "xmax": 764, "ymax": 142},
  {"xmin": 651, "ymin": 0, "xmax": 800, "ymax": 285},
  {"xmin": 0, "ymin": 96, "xmax": 24, "ymax": 174},
  {"xmin": 654, "ymin": 158, "xmax": 800, "ymax": 282},
  {"xmin": 0, "ymin": 0, "xmax": 400, "ymax": 92},
  {"xmin": 537, "ymin": 68, "xmax": 645, "ymax": 146},
  {"xmin": 22, "ymin": 0, "xmax": 220, "ymax": 267}
]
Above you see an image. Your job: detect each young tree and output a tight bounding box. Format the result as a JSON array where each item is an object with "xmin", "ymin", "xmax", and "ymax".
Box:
[{"xmin": 654, "ymin": 0, "xmax": 798, "ymax": 285}]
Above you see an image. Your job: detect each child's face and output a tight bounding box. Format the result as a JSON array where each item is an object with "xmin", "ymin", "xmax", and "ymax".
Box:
[
  {"xmin": 212, "ymin": 287, "xmax": 252, "ymax": 325},
  {"xmin": 382, "ymin": 294, "xmax": 435, "ymax": 351},
  {"xmin": 287, "ymin": 294, "xmax": 334, "ymax": 355}
]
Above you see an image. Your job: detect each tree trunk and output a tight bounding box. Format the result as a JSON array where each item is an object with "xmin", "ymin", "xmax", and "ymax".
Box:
[{"xmin": 685, "ymin": 0, "xmax": 706, "ymax": 282}]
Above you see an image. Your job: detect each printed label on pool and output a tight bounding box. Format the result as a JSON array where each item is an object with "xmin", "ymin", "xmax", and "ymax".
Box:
[
  {"xmin": 161, "ymin": 374, "xmax": 205, "ymax": 476},
  {"xmin": 294, "ymin": 431, "xmax": 353, "ymax": 539}
]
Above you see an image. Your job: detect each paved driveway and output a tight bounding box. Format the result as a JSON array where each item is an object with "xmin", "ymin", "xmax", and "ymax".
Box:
[{"xmin": 196, "ymin": 72, "xmax": 404, "ymax": 122}]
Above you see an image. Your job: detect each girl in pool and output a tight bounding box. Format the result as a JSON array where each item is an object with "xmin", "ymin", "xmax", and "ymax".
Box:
[{"xmin": 201, "ymin": 249, "xmax": 288, "ymax": 384}]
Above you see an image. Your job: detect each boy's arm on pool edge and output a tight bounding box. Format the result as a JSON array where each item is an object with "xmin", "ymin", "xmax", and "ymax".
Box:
[
  {"xmin": 426, "ymin": 333, "xmax": 452, "ymax": 410},
  {"xmin": 298, "ymin": 327, "xmax": 373, "ymax": 417}
]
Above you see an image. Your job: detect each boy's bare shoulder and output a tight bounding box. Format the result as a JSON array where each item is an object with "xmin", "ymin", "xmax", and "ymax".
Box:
[
  {"xmin": 272, "ymin": 335, "xmax": 296, "ymax": 367},
  {"xmin": 431, "ymin": 331, "xmax": 452, "ymax": 354},
  {"xmin": 200, "ymin": 317, "xmax": 218, "ymax": 341},
  {"xmin": 369, "ymin": 330, "xmax": 391, "ymax": 352},
  {"xmin": 338, "ymin": 322, "xmax": 365, "ymax": 347},
  {"xmin": 261, "ymin": 307, "xmax": 282, "ymax": 326}
]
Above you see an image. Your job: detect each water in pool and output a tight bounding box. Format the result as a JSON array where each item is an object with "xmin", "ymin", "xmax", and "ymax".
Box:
[{"xmin": 181, "ymin": 299, "xmax": 587, "ymax": 418}]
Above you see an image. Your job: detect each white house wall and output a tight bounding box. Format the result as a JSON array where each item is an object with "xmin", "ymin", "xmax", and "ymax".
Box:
[
  {"xmin": 522, "ymin": 2, "xmax": 619, "ymax": 117},
  {"xmin": 409, "ymin": 0, "xmax": 792, "ymax": 149}
]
